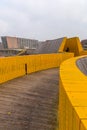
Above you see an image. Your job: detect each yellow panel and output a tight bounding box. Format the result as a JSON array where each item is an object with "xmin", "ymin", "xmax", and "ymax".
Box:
[
  {"xmin": 66, "ymin": 94, "xmax": 73, "ymax": 130},
  {"xmin": 58, "ymin": 37, "xmax": 67, "ymax": 52},
  {"xmin": 63, "ymin": 82, "xmax": 87, "ymax": 92},
  {"xmin": 59, "ymin": 55, "xmax": 87, "ymax": 130},
  {"xmin": 66, "ymin": 92, "xmax": 87, "ymax": 106},
  {"xmin": 74, "ymin": 107, "xmax": 87, "ymax": 119},
  {"xmin": 72, "ymin": 108, "xmax": 80, "ymax": 130},
  {"xmin": 80, "ymin": 120, "xmax": 87, "ymax": 130},
  {"xmin": 59, "ymin": 83, "xmax": 66, "ymax": 130},
  {"xmin": 0, "ymin": 56, "xmax": 25, "ymax": 83},
  {"xmin": 80, "ymin": 51, "xmax": 87, "ymax": 56},
  {"xmin": 0, "ymin": 53, "xmax": 73, "ymax": 84},
  {"xmin": 26, "ymin": 55, "xmax": 36, "ymax": 73}
]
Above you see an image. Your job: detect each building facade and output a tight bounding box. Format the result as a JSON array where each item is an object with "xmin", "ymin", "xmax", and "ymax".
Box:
[{"xmin": 1, "ymin": 36, "xmax": 39, "ymax": 49}]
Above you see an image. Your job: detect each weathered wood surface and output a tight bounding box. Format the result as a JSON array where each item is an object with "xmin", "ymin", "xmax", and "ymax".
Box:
[{"xmin": 0, "ymin": 68, "xmax": 59, "ymax": 130}]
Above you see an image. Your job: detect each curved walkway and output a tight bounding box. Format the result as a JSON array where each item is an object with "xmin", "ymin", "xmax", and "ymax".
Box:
[{"xmin": 0, "ymin": 68, "xmax": 59, "ymax": 130}]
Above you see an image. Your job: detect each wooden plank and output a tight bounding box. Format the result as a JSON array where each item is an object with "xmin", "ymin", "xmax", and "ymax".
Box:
[{"xmin": 0, "ymin": 68, "xmax": 59, "ymax": 130}]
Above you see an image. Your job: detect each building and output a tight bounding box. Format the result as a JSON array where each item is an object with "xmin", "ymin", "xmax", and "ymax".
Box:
[
  {"xmin": 1, "ymin": 36, "xmax": 39, "ymax": 49},
  {"xmin": 81, "ymin": 39, "xmax": 87, "ymax": 50},
  {"xmin": 0, "ymin": 42, "xmax": 3, "ymax": 49},
  {"xmin": 34, "ymin": 37, "xmax": 64, "ymax": 54},
  {"xmin": 1, "ymin": 36, "xmax": 18, "ymax": 49},
  {"xmin": 17, "ymin": 37, "xmax": 38, "ymax": 49}
]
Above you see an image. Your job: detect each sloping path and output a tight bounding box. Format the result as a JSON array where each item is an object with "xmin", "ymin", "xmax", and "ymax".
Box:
[{"xmin": 0, "ymin": 68, "xmax": 59, "ymax": 130}]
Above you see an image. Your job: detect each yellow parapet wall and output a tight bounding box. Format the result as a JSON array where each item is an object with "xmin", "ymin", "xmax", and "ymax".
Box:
[
  {"xmin": 80, "ymin": 50, "xmax": 87, "ymax": 56},
  {"xmin": 0, "ymin": 53, "xmax": 73, "ymax": 84},
  {"xmin": 59, "ymin": 55, "xmax": 87, "ymax": 130},
  {"xmin": 26, "ymin": 53, "xmax": 74, "ymax": 74}
]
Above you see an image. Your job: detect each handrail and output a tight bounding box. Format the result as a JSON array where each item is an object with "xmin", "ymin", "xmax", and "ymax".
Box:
[
  {"xmin": 0, "ymin": 53, "xmax": 73, "ymax": 84},
  {"xmin": 59, "ymin": 55, "xmax": 87, "ymax": 130}
]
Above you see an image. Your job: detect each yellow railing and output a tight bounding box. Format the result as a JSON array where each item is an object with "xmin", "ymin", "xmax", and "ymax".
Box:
[
  {"xmin": 1, "ymin": 36, "xmax": 87, "ymax": 129},
  {"xmin": 80, "ymin": 50, "xmax": 87, "ymax": 56},
  {"xmin": 0, "ymin": 53, "xmax": 73, "ymax": 84},
  {"xmin": 59, "ymin": 55, "xmax": 87, "ymax": 130}
]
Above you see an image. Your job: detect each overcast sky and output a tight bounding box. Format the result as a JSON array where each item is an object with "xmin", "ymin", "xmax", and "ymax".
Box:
[{"xmin": 0, "ymin": 0, "xmax": 87, "ymax": 41}]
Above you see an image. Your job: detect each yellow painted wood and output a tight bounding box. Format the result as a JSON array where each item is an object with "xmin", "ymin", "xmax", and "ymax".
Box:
[
  {"xmin": 72, "ymin": 109, "xmax": 80, "ymax": 130},
  {"xmin": 59, "ymin": 55, "xmax": 87, "ymax": 130},
  {"xmin": 74, "ymin": 107, "xmax": 87, "ymax": 118},
  {"xmin": 66, "ymin": 92, "xmax": 87, "ymax": 106},
  {"xmin": 65, "ymin": 94, "xmax": 73, "ymax": 130},
  {"xmin": 80, "ymin": 51, "xmax": 87, "ymax": 56},
  {"xmin": 58, "ymin": 37, "xmax": 67, "ymax": 52},
  {"xmin": 80, "ymin": 120, "xmax": 87, "ymax": 130},
  {"xmin": 0, "ymin": 53, "xmax": 73, "ymax": 84}
]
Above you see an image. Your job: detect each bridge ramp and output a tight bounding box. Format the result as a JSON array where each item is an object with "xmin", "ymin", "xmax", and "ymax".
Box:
[{"xmin": 0, "ymin": 68, "xmax": 59, "ymax": 130}]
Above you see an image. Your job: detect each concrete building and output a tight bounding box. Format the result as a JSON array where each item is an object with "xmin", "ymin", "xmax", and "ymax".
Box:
[
  {"xmin": 1, "ymin": 36, "xmax": 65, "ymax": 56},
  {"xmin": 1, "ymin": 36, "xmax": 18, "ymax": 49},
  {"xmin": 81, "ymin": 39, "xmax": 87, "ymax": 50},
  {"xmin": 0, "ymin": 42, "xmax": 3, "ymax": 49},
  {"xmin": 17, "ymin": 37, "xmax": 38, "ymax": 49},
  {"xmin": 1, "ymin": 36, "xmax": 39, "ymax": 49},
  {"xmin": 35, "ymin": 38, "xmax": 64, "ymax": 54}
]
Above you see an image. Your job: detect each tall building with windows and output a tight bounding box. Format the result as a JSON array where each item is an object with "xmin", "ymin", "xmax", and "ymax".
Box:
[
  {"xmin": 1, "ymin": 36, "xmax": 18, "ymax": 49},
  {"xmin": 81, "ymin": 39, "xmax": 87, "ymax": 50},
  {"xmin": 1, "ymin": 36, "xmax": 39, "ymax": 49}
]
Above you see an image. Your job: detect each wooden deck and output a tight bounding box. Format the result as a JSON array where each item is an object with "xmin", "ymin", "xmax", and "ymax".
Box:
[{"xmin": 0, "ymin": 68, "xmax": 59, "ymax": 130}]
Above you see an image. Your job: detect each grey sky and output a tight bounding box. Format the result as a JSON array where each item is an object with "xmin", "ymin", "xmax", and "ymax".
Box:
[{"xmin": 0, "ymin": 0, "xmax": 87, "ymax": 40}]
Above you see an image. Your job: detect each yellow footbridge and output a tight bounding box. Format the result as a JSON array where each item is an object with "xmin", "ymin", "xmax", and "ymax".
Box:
[{"xmin": 0, "ymin": 37, "xmax": 87, "ymax": 130}]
